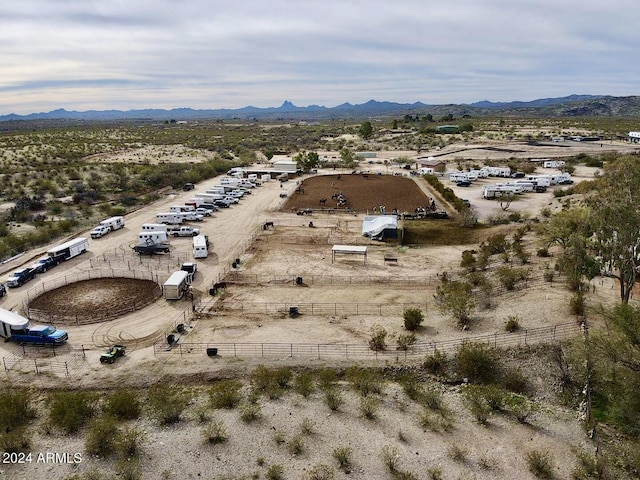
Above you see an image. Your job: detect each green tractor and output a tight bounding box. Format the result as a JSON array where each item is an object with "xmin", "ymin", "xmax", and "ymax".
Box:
[{"xmin": 100, "ymin": 345, "xmax": 126, "ymax": 364}]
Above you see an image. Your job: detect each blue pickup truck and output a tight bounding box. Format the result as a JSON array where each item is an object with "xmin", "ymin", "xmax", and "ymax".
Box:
[{"xmin": 11, "ymin": 325, "xmax": 68, "ymax": 345}]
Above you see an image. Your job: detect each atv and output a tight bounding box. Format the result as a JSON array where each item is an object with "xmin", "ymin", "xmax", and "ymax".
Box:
[{"xmin": 100, "ymin": 344, "xmax": 126, "ymax": 364}]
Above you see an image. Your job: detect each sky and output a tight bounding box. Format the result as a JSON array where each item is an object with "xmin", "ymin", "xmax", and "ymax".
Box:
[{"xmin": 1, "ymin": 0, "xmax": 639, "ymax": 115}]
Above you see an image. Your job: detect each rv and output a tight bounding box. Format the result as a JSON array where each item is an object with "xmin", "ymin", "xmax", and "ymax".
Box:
[
  {"xmin": 0, "ymin": 307, "xmax": 30, "ymax": 339},
  {"xmin": 512, "ymin": 181, "xmax": 535, "ymax": 192},
  {"xmin": 47, "ymin": 238, "xmax": 89, "ymax": 262},
  {"xmin": 156, "ymin": 212, "xmax": 184, "ymax": 225},
  {"xmin": 526, "ymin": 175, "xmax": 551, "ymax": 187},
  {"xmin": 418, "ymin": 167, "xmax": 434, "ymax": 175},
  {"xmin": 195, "ymin": 193, "xmax": 224, "ymax": 202},
  {"xmin": 100, "ymin": 216, "xmax": 125, "ymax": 231},
  {"xmin": 163, "ymin": 270, "xmax": 190, "ymax": 300},
  {"xmin": 170, "ymin": 205, "xmax": 195, "ymax": 213},
  {"xmin": 138, "ymin": 231, "xmax": 169, "ymax": 245},
  {"xmin": 220, "ymin": 177, "xmax": 242, "ymax": 186},
  {"xmin": 543, "ymin": 160, "xmax": 565, "ymax": 169},
  {"xmin": 142, "ymin": 223, "xmax": 168, "ymax": 233},
  {"xmin": 449, "ymin": 172, "xmax": 470, "ymax": 182},
  {"xmin": 193, "ymin": 234, "xmax": 209, "ymax": 259}
]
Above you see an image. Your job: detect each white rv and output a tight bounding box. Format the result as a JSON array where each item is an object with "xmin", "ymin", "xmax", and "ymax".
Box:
[
  {"xmin": 156, "ymin": 212, "xmax": 184, "ymax": 225},
  {"xmin": 163, "ymin": 270, "xmax": 190, "ymax": 300},
  {"xmin": 449, "ymin": 172, "xmax": 470, "ymax": 182},
  {"xmin": 543, "ymin": 160, "xmax": 565, "ymax": 168},
  {"xmin": 193, "ymin": 234, "xmax": 209, "ymax": 259},
  {"xmin": 47, "ymin": 238, "xmax": 89, "ymax": 262},
  {"xmin": 142, "ymin": 223, "xmax": 168, "ymax": 233},
  {"xmin": 100, "ymin": 216, "xmax": 125, "ymax": 231}
]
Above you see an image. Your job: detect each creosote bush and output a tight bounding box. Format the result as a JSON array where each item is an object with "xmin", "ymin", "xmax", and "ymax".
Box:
[
  {"xmin": 85, "ymin": 416, "xmax": 120, "ymax": 457},
  {"xmin": 332, "ymin": 446, "xmax": 353, "ymax": 471},
  {"xmin": 504, "ymin": 315, "xmax": 521, "ymax": 332},
  {"xmin": 526, "ymin": 449, "xmax": 555, "ymax": 478},
  {"xmin": 369, "ymin": 324, "xmax": 388, "ymax": 351},
  {"xmin": 456, "ymin": 342, "xmax": 500, "ymax": 384},
  {"xmin": 146, "ymin": 385, "xmax": 189, "ymax": 425},
  {"xmin": 294, "ymin": 372, "xmax": 315, "ymax": 398},
  {"xmin": 202, "ymin": 420, "xmax": 228, "ymax": 445},
  {"xmin": 104, "ymin": 389, "xmax": 141, "ymax": 420},
  {"xmin": 209, "ymin": 380, "xmax": 243, "ymax": 409},
  {"xmin": 423, "ymin": 349, "xmax": 448, "ymax": 376},
  {"xmin": 403, "ymin": 307, "xmax": 424, "ymax": 331},
  {"xmin": 48, "ymin": 391, "xmax": 95, "ymax": 434}
]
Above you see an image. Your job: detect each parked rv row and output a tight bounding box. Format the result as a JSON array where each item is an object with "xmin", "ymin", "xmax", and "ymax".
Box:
[
  {"xmin": 481, "ymin": 173, "xmax": 574, "ymax": 199},
  {"xmin": 1, "ymin": 238, "xmax": 89, "ymax": 293}
]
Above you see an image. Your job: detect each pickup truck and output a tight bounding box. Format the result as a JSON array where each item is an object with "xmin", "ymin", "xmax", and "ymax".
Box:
[
  {"xmin": 171, "ymin": 226, "xmax": 200, "ymax": 237},
  {"xmin": 11, "ymin": 325, "xmax": 68, "ymax": 345},
  {"xmin": 90, "ymin": 225, "xmax": 110, "ymax": 239},
  {"xmin": 6, "ymin": 268, "xmax": 37, "ymax": 288},
  {"xmin": 33, "ymin": 256, "xmax": 59, "ymax": 273}
]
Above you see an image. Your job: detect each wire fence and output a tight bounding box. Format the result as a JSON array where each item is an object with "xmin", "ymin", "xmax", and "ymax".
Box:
[
  {"xmin": 2, "ymin": 345, "xmax": 87, "ymax": 377},
  {"xmin": 208, "ymin": 301, "xmax": 427, "ymax": 316},
  {"xmin": 23, "ymin": 269, "xmax": 164, "ymax": 325},
  {"xmin": 89, "ymin": 247, "xmax": 190, "ymax": 273},
  {"xmin": 153, "ymin": 321, "xmax": 580, "ymax": 358}
]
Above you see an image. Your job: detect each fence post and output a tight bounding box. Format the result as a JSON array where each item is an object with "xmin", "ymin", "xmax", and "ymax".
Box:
[
  {"xmin": 261, "ymin": 344, "xmax": 264, "ymax": 357},
  {"xmin": 290, "ymin": 344, "xmax": 293, "ymax": 357},
  {"xmin": 65, "ymin": 362, "xmax": 69, "ymax": 377},
  {"xmin": 525, "ymin": 329, "xmax": 528, "ymax": 345},
  {"xmin": 34, "ymin": 359, "xmax": 39, "ymax": 374}
]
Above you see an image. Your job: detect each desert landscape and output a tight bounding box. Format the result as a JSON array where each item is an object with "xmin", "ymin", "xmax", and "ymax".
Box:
[{"xmin": 0, "ymin": 126, "xmax": 638, "ymax": 480}]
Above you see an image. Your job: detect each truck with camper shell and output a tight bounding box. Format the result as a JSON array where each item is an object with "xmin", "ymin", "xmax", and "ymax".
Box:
[
  {"xmin": 171, "ymin": 226, "xmax": 200, "ymax": 237},
  {"xmin": 47, "ymin": 237, "xmax": 89, "ymax": 262}
]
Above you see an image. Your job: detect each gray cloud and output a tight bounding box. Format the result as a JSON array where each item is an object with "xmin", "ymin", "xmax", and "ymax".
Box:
[{"xmin": 1, "ymin": 0, "xmax": 639, "ymax": 114}]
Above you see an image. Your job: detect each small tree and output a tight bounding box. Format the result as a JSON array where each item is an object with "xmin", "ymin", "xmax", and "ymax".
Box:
[
  {"xmin": 369, "ymin": 324, "xmax": 388, "ymax": 351},
  {"xmin": 359, "ymin": 121, "xmax": 373, "ymax": 140},
  {"xmin": 403, "ymin": 308, "xmax": 424, "ymax": 331},
  {"xmin": 435, "ymin": 279, "xmax": 475, "ymax": 327}
]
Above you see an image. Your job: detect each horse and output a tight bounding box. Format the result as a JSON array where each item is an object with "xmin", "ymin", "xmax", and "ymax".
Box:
[{"xmin": 319, "ymin": 198, "xmax": 327, "ymax": 206}]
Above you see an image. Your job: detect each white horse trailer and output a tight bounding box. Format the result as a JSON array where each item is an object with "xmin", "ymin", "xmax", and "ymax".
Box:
[
  {"xmin": 193, "ymin": 234, "xmax": 209, "ymax": 259},
  {"xmin": 0, "ymin": 307, "xmax": 30, "ymax": 339},
  {"xmin": 163, "ymin": 270, "xmax": 190, "ymax": 300},
  {"xmin": 47, "ymin": 237, "xmax": 89, "ymax": 262},
  {"xmin": 100, "ymin": 216, "xmax": 125, "ymax": 231}
]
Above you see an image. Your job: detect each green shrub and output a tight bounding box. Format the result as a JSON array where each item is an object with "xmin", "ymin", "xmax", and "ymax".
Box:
[
  {"xmin": 324, "ymin": 389, "xmax": 344, "ymax": 412},
  {"xmin": 305, "ymin": 464, "xmax": 335, "ymax": 480},
  {"xmin": 239, "ymin": 402, "xmax": 261, "ymax": 423},
  {"xmin": 403, "ymin": 308, "xmax": 424, "ymax": 331},
  {"xmin": 48, "ymin": 391, "xmax": 95, "ymax": 434},
  {"xmin": 316, "ymin": 368, "xmax": 339, "ymax": 389},
  {"xmin": 0, "ymin": 390, "xmax": 35, "ymax": 434},
  {"xmin": 570, "ymin": 292, "xmax": 585, "ymax": 316},
  {"xmin": 300, "ymin": 417, "xmax": 316, "ymax": 435},
  {"xmin": 501, "ymin": 367, "xmax": 529, "ymax": 394},
  {"xmin": 294, "ymin": 372, "xmax": 315, "ymax": 398},
  {"xmin": 118, "ymin": 427, "xmax": 145, "ymax": 459},
  {"xmin": 251, "ymin": 365, "xmax": 292, "ymax": 399},
  {"xmin": 381, "ymin": 445, "xmax": 400, "ymax": 473},
  {"xmin": 358, "ymin": 397, "xmax": 379, "ymax": 420},
  {"xmin": 526, "ymin": 449, "xmax": 555, "ymax": 478},
  {"xmin": 424, "ymin": 349, "xmax": 448, "ymax": 376},
  {"xmin": 209, "ymin": 380, "xmax": 243, "ymax": 409},
  {"xmin": 368, "ymin": 324, "xmax": 388, "ymax": 351},
  {"xmin": 0, "ymin": 428, "xmax": 31, "ymax": 454},
  {"xmin": 332, "ymin": 446, "xmax": 353, "ymax": 471},
  {"xmin": 462, "ymin": 385, "xmax": 491, "ymax": 424},
  {"xmin": 537, "ymin": 247, "xmax": 550, "ymax": 257},
  {"xmin": 104, "ymin": 389, "xmax": 141, "ymax": 420},
  {"xmin": 347, "ymin": 367, "xmax": 384, "ymax": 396},
  {"xmin": 202, "ymin": 420, "xmax": 228, "ymax": 445},
  {"xmin": 266, "ymin": 464, "xmax": 285, "ymax": 480},
  {"xmin": 448, "ymin": 444, "xmax": 468, "ymax": 463},
  {"xmin": 287, "ymin": 434, "xmax": 305, "ymax": 455},
  {"xmin": 456, "ymin": 342, "xmax": 500, "ymax": 384},
  {"xmin": 85, "ymin": 416, "xmax": 120, "ymax": 457},
  {"xmin": 146, "ymin": 385, "xmax": 189, "ymax": 425},
  {"xmin": 396, "ymin": 333, "xmax": 417, "ymax": 351},
  {"xmin": 496, "ymin": 266, "xmax": 529, "ymax": 290},
  {"xmin": 115, "ymin": 458, "xmax": 142, "ymax": 480},
  {"xmin": 504, "ymin": 315, "xmax": 521, "ymax": 332}
]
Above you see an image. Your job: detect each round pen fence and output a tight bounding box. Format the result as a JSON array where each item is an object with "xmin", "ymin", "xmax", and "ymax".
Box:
[
  {"xmin": 23, "ymin": 269, "xmax": 164, "ymax": 325},
  {"xmin": 153, "ymin": 322, "xmax": 580, "ymax": 358}
]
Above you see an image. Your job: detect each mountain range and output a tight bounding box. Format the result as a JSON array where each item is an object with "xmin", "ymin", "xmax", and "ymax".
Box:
[{"xmin": 2, "ymin": 95, "xmax": 640, "ymax": 122}]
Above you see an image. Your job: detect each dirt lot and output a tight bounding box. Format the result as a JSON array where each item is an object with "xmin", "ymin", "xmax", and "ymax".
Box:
[
  {"xmin": 1, "ymin": 139, "xmax": 634, "ymax": 480},
  {"xmin": 283, "ymin": 174, "xmax": 436, "ymax": 214}
]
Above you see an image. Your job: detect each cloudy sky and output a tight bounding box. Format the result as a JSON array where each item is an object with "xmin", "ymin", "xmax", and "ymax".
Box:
[{"xmin": 1, "ymin": 0, "xmax": 638, "ymax": 114}]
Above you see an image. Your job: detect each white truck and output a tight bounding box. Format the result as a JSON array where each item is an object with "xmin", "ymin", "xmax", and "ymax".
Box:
[
  {"xmin": 176, "ymin": 211, "xmax": 203, "ymax": 222},
  {"xmin": 157, "ymin": 212, "xmax": 184, "ymax": 225},
  {"xmin": 47, "ymin": 238, "xmax": 89, "ymax": 262},
  {"xmin": 100, "ymin": 216, "xmax": 125, "ymax": 231},
  {"xmin": 90, "ymin": 225, "xmax": 110, "ymax": 239},
  {"xmin": 171, "ymin": 226, "xmax": 200, "ymax": 237},
  {"xmin": 193, "ymin": 234, "xmax": 209, "ymax": 259}
]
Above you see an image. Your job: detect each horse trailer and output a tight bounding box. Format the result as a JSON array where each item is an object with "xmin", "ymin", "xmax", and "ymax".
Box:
[{"xmin": 47, "ymin": 237, "xmax": 89, "ymax": 262}]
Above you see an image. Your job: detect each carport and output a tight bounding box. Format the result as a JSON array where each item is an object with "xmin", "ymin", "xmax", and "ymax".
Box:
[{"xmin": 331, "ymin": 245, "xmax": 368, "ymax": 265}]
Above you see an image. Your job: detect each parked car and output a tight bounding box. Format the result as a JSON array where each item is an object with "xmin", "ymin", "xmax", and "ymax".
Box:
[
  {"xmin": 100, "ymin": 344, "xmax": 126, "ymax": 364},
  {"xmin": 183, "ymin": 183, "xmax": 195, "ymax": 191},
  {"xmin": 456, "ymin": 180, "xmax": 471, "ymax": 187},
  {"xmin": 214, "ymin": 199, "xmax": 231, "ymax": 208}
]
